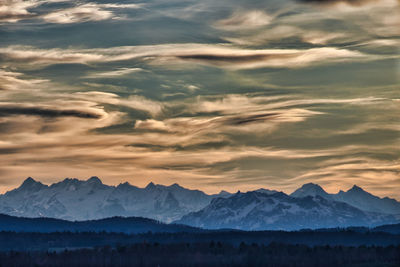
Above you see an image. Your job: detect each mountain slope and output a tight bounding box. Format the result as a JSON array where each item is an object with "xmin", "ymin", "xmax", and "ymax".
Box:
[
  {"xmin": 176, "ymin": 191, "xmax": 398, "ymax": 231},
  {"xmin": 290, "ymin": 184, "xmax": 400, "ymax": 215},
  {"xmin": 334, "ymin": 185, "xmax": 400, "ymax": 215}
]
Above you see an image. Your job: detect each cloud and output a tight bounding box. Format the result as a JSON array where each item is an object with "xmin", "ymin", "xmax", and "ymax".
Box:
[
  {"xmin": 0, "ymin": 89, "xmax": 397, "ymax": 197},
  {"xmin": 1, "ymin": 65, "xmax": 395, "ymax": 196},
  {"xmin": 297, "ymin": 0, "xmax": 380, "ymax": 5},
  {"xmin": 0, "ymin": 44, "xmax": 372, "ymax": 70},
  {"xmin": 131, "ymin": 94, "xmax": 389, "ymax": 152},
  {"xmin": 0, "ymin": 69, "xmax": 48, "ymax": 91},
  {"xmin": 73, "ymin": 92, "xmax": 163, "ymax": 116},
  {"xmin": 42, "ymin": 3, "xmax": 113, "ymax": 24},
  {"xmin": 85, "ymin": 68, "xmax": 145, "ymax": 78},
  {"xmin": 0, "ymin": 0, "xmax": 39, "ymax": 22},
  {"xmin": 159, "ymin": 47, "xmax": 369, "ymax": 70},
  {"xmin": 215, "ymin": 10, "xmax": 273, "ymax": 30},
  {"xmin": 223, "ymin": 112, "xmax": 279, "ymax": 125},
  {"xmin": 0, "ymin": 45, "xmax": 104, "ymax": 66},
  {"xmin": 134, "ymin": 95, "xmax": 383, "ymax": 144},
  {"xmin": 0, "ymin": 103, "xmax": 103, "ymax": 119},
  {"xmin": 135, "ymin": 109, "xmax": 319, "ymax": 137},
  {"xmin": 223, "ymin": 25, "xmax": 348, "ymax": 46},
  {"xmin": 190, "ymin": 94, "xmax": 382, "ymax": 115},
  {"xmin": 0, "ymin": 1, "xmax": 144, "ymax": 24},
  {"xmin": 221, "ymin": 0, "xmax": 399, "ymax": 48}
]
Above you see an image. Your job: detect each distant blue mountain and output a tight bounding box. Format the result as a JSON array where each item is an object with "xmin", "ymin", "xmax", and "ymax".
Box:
[
  {"xmin": 0, "ymin": 212, "xmax": 398, "ymax": 236},
  {"xmin": 176, "ymin": 191, "xmax": 398, "ymax": 230},
  {"xmin": 0, "ymin": 213, "xmax": 200, "ymax": 234},
  {"xmin": 0, "ymin": 177, "xmax": 230, "ymax": 222},
  {"xmin": 1, "ymin": 177, "xmax": 399, "ymax": 231},
  {"xmin": 291, "ymin": 183, "xmax": 400, "ymax": 215},
  {"xmin": 291, "ymin": 183, "xmax": 332, "ymax": 199}
]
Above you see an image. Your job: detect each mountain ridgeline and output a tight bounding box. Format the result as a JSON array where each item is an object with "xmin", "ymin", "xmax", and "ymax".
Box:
[
  {"xmin": 0, "ymin": 178, "xmax": 399, "ymax": 230},
  {"xmin": 291, "ymin": 183, "xmax": 400, "ymax": 215},
  {"xmin": 176, "ymin": 191, "xmax": 397, "ymax": 230},
  {"xmin": 0, "ymin": 177, "xmax": 228, "ymax": 223}
]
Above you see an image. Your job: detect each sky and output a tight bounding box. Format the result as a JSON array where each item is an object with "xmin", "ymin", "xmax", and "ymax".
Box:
[{"xmin": 0, "ymin": 0, "xmax": 399, "ymax": 198}]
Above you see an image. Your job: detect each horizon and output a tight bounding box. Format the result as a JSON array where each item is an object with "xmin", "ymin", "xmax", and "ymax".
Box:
[{"xmin": 3, "ymin": 175, "xmax": 397, "ymax": 201}]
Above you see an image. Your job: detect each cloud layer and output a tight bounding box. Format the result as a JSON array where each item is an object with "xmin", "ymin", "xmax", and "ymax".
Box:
[
  {"xmin": 0, "ymin": 0, "xmax": 143, "ymax": 23},
  {"xmin": 0, "ymin": 44, "xmax": 373, "ymax": 70}
]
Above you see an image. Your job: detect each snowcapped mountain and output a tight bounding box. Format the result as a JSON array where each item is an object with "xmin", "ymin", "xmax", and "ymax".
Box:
[
  {"xmin": 290, "ymin": 184, "xmax": 400, "ymax": 215},
  {"xmin": 102, "ymin": 181, "xmax": 219, "ymax": 222},
  {"xmin": 291, "ymin": 183, "xmax": 332, "ymax": 200},
  {"xmin": 175, "ymin": 191, "xmax": 398, "ymax": 230},
  {"xmin": 255, "ymin": 188, "xmax": 278, "ymax": 195},
  {"xmin": 334, "ymin": 185, "xmax": 400, "ymax": 215},
  {"xmin": 0, "ymin": 177, "xmax": 230, "ymax": 222},
  {"xmin": 1, "ymin": 178, "xmax": 398, "ymax": 230}
]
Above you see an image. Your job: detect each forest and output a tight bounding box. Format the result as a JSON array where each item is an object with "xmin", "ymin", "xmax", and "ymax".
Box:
[
  {"xmin": 1, "ymin": 229, "xmax": 399, "ymax": 251},
  {"xmin": 0, "ymin": 229, "xmax": 399, "ymax": 266},
  {"xmin": 0, "ymin": 242, "xmax": 399, "ymax": 267}
]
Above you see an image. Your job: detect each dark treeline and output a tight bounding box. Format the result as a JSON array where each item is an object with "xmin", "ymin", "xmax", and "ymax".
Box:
[
  {"xmin": 1, "ymin": 230, "xmax": 399, "ymax": 251},
  {"xmin": 0, "ymin": 242, "xmax": 399, "ymax": 267},
  {"xmin": 2, "ymin": 213, "xmax": 399, "ymax": 235},
  {"xmin": 0, "ymin": 214, "xmax": 201, "ymax": 234}
]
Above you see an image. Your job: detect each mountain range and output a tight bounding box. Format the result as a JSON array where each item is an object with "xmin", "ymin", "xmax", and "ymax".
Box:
[
  {"xmin": 291, "ymin": 183, "xmax": 400, "ymax": 215},
  {"xmin": 176, "ymin": 191, "xmax": 398, "ymax": 230},
  {"xmin": 0, "ymin": 177, "xmax": 399, "ymax": 230},
  {"xmin": 0, "ymin": 177, "xmax": 229, "ymax": 222}
]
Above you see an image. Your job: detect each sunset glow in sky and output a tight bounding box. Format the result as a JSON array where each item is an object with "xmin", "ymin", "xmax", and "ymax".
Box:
[{"xmin": 0, "ymin": 0, "xmax": 399, "ymax": 198}]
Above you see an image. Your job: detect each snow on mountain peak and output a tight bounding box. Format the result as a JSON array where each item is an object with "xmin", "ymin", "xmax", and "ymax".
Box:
[
  {"xmin": 217, "ymin": 190, "xmax": 231, "ymax": 197},
  {"xmin": 117, "ymin": 182, "xmax": 132, "ymax": 188},
  {"xmin": 300, "ymin": 183, "xmax": 323, "ymax": 191},
  {"xmin": 146, "ymin": 182, "xmax": 156, "ymax": 189},
  {"xmin": 1, "ymin": 177, "xmax": 399, "ymax": 227},
  {"xmin": 176, "ymin": 190, "xmax": 398, "ymax": 230},
  {"xmin": 292, "ymin": 183, "xmax": 400, "ymax": 215},
  {"xmin": 87, "ymin": 176, "xmax": 102, "ymax": 185},
  {"xmin": 169, "ymin": 183, "xmax": 182, "ymax": 189},
  {"xmin": 21, "ymin": 177, "xmax": 37, "ymax": 186},
  {"xmin": 18, "ymin": 177, "xmax": 46, "ymax": 191},
  {"xmin": 255, "ymin": 188, "xmax": 278, "ymax": 195},
  {"xmin": 290, "ymin": 183, "xmax": 330, "ymax": 199},
  {"xmin": 348, "ymin": 185, "xmax": 365, "ymax": 193}
]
